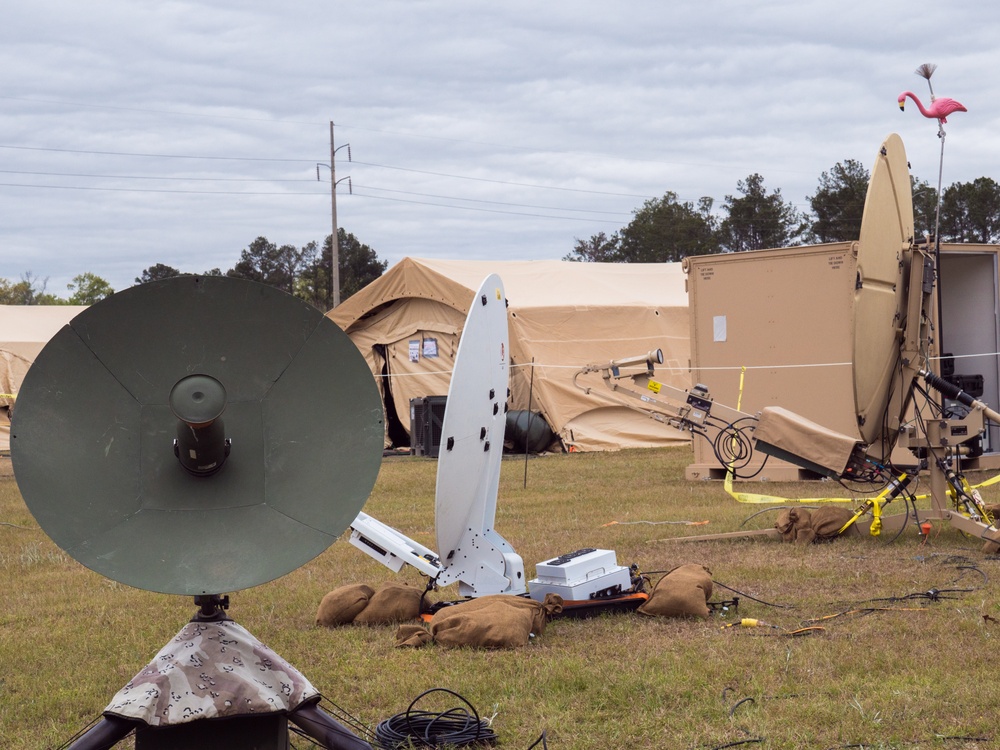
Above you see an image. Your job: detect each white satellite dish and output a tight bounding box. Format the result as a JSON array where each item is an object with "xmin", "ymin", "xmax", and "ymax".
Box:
[
  {"xmin": 432, "ymin": 274, "xmax": 525, "ymax": 596},
  {"xmin": 349, "ymin": 274, "xmax": 525, "ymax": 597}
]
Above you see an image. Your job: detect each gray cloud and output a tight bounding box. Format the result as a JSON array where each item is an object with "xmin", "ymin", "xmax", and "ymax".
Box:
[{"xmin": 2, "ymin": 1, "xmax": 996, "ymax": 294}]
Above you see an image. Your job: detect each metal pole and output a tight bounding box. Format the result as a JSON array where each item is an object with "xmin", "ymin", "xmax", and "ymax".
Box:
[
  {"xmin": 523, "ymin": 358, "xmax": 535, "ymax": 489},
  {"xmin": 330, "ymin": 121, "xmax": 341, "ymax": 309}
]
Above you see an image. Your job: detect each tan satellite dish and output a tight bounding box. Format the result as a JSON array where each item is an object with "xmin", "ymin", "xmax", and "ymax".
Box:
[{"xmin": 852, "ymin": 133, "xmax": 914, "ymax": 448}]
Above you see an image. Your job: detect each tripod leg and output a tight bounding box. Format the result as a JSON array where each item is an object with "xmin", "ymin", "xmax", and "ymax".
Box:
[
  {"xmin": 67, "ymin": 716, "xmax": 139, "ymax": 750},
  {"xmin": 288, "ymin": 703, "xmax": 374, "ymax": 750}
]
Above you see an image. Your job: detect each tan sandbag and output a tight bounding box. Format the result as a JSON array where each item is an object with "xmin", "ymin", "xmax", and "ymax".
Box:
[
  {"xmin": 429, "ymin": 594, "xmax": 563, "ymax": 649},
  {"xmin": 316, "ymin": 583, "xmax": 375, "ymax": 627},
  {"xmin": 811, "ymin": 506, "xmax": 859, "ymax": 540},
  {"xmin": 353, "ymin": 581, "xmax": 424, "ymax": 625},
  {"xmin": 395, "ymin": 623, "xmax": 433, "ymax": 648},
  {"xmin": 775, "ymin": 506, "xmax": 858, "ymax": 544},
  {"xmin": 775, "ymin": 508, "xmax": 813, "ymax": 543},
  {"xmin": 638, "ymin": 563, "xmax": 713, "ymax": 619}
]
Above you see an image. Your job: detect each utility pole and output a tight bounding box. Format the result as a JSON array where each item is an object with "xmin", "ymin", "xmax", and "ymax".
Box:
[
  {"xmin": 329, "ymin": 121, "xmax": 341, "ymax": 309},
  {"xmin": 318, "ymin": 122, "xmax": 350, "ymax": 309}
]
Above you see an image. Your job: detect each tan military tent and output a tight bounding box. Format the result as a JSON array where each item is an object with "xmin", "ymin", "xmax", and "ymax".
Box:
[
  {"xmin": 1, "ymin": 305, "xmax": 88, "ymax": 452},
  {"xmin": 329, "ymin": 257, "xmax": 690, "ymax": 451}
]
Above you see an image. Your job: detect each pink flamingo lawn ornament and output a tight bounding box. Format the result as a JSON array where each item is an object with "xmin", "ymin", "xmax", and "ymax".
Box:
[
  {"xmin": 898, "ymin": 63, "xmax": 967, "ymax": 133},
  {"xmin": 900, "ymin": 63, "xmax": 966, "ymax": 354},
  {"xmin": 897, "ymin": 91, "xmax": 967, "ymax": 124}
]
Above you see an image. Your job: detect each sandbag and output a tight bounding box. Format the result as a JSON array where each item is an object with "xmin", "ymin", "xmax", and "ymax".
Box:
[
  {"xmin": 775, "ymin": 506, "xmax": 859, "ymax": 543},
  {"xmin": 394, "ymin": 623, "xmax": 434, "ymax": 648},
  {"xmin": 316, "ymin": 583, "xmax": 375, "ymax": 627},
  {"xmin": 775, "ymin": 507, "xmax": 813, "ymax": 544},
  {"xmin": 638, "ymin": 563, "xmax": 713, "ymax": 619},
  {"xmin": 811, "ymin": 506, "xmax": 860, "ymax": 540},
  {"xmin": 353, "ymin": 581, "xmax": 424, "ymax": 625},
  {"xmin": 428, "ymin": 594, "xmax": 563, "ymax": 649}
]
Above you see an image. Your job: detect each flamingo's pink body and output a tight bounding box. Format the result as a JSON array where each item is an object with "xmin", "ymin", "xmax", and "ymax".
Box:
[{"xmin": 898, "ymin": 91, "xmax": 967, "ymax": 123}]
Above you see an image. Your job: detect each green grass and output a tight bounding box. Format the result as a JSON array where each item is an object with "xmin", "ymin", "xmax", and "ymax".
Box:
[{"xmin": 2, "ymin": 448, "xmax": 1000, "ymax": 749}]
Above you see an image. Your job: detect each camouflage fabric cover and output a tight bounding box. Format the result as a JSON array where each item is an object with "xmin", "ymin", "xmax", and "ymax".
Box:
[{"xmin": 103, "ymin": 620, "xmax": 319, "ymax": 726}]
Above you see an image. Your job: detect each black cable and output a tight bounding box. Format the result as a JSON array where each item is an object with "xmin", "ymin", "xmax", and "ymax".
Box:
[
  {"xmin": 824, "ymin": 738, "xmax": 990, "ymax": 750},
  {"xmin": 834, "ymin": 460, "xmax": 893, "ymax": 494},
  {"xmin": 712, "ymin": 580, "xmax": 795, "ymax": 610},
  {"xmin": 374, "ymin": 688, "xmax": 498, "ymax": 749},
  {"xmin": 525, "ymin": 730, "xmax": 549, "ymax": 749},
  {"xmin": 954, "ymin": 564, "xmax": 988, "ymax": 586},
  {"xmin": 702, "ymin": 417, "xmax": 769, "ymax": 479},
  {"xmin": 419, "ymin": 577, "xmax": 438, "ymax": 615},
  {"xmin": 875, "ymin": 489, "xmax": 914, "ymax": 545},
  {"xmin": 707, "ymin": 737, "xmax": 764, "ymax": 749},
  {"xmin": 863, "ymin": 586, "xmax": 971, "ymax": 604},
  {"xmin": 712, "ymin": 421, "xmax": 753, "ymax": 468},
  {"xmin": 293, "ymin": 696, "xmax": 378, "ymax": 746},
  {"xmin": 727, "ymin": 697, "xmax": 755, "ymax": 717}
]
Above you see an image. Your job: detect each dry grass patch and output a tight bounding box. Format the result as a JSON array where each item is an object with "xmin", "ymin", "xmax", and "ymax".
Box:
[{"xmin": 2, "ymin": 448, "xmax": 999, "ymax": 749}]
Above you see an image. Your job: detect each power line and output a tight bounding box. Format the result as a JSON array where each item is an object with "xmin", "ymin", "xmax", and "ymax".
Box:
[
  {"xmin": 0, "ymin": 95, "xmax": 842, "ymax": 179},
  {"xmin": 352, "ymin": 160, "xmax": 652, "ymax": 198},
  {"xmin": 0, "ymin": 169, "xmax": 316, "ymax": 183},
  {"xmin": 0, "ymin": 139, "xmax": 843, "ymax": 215},
  {"xmin": 0, "ymin": 144, "xmax": 320, "ymax": 163},
  {"xmin": 0, "ymin": 181, "xmax": 624, "ymax": 222},
  {"xmin": 0, "ymin": 143, "xmax": 656, "ymax": 199},
  {"xmin": 350, "ymin": 190, "xmax": 621, "ymax": 223},
  {"xmin": 0, "ymin": 169, "xmax": 633, "ymax": 217},
  {"xmin": 0, "ymin": 182, "xmax": 324, "ymax": 196},
  {"xmin": 0, "ymin": 95, "xmax": 320, "ymax": 126},
  {"xmin": 353, "ymin": 184, "xmax": 632, "ymax": 216},
  {"xmin": 0, "ymin": 96, "xmax": 545, "ymax": 152},
  {"xmin": 0, "ymin": 179, "xmax": 827, "ymax": 225},
  {"xmin": 0, "ymin": 95, "xmax": 718, "ymax": 163}
]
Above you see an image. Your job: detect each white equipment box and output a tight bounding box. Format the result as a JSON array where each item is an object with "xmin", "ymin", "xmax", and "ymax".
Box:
[{"xmin": 528, "ymin": 548, "xmax": 632, "ymax": 602}]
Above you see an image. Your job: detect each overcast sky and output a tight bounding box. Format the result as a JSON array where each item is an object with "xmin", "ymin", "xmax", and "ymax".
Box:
[{"xmin": 3, "ymin": 1, "xmax": 997, "ymax": 297}]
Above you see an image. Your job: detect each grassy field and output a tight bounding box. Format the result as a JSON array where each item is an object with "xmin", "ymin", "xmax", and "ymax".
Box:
[{"xmin": 2, "ymin": 447, "xmax": 999, "ymax": 749}]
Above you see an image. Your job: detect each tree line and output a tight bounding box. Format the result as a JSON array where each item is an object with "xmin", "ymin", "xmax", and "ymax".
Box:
[
  {"xmin": 5, "ymin": 163, "xmax": 1000, "ymax": 304},
  {"xmin": 566, "ymin": 162, "xmax": 1000, "ymax": 262},
  {"xmin": 1, "ymin": 229, "xmax": 388, "ymax": 308}
]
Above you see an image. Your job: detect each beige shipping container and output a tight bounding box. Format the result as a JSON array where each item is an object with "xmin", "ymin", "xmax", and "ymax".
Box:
[{"xmin": 683, "ymin": 242, "xmax": 1000, "ymax": 480}]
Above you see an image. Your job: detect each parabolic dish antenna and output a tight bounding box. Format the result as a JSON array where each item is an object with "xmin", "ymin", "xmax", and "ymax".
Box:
[
  {"xmin": 852, "ymin": 133, "xmax": 914, "ymax": 447},
  {"xmin": 11, "ymin": 275, "xmax": 383, "ymax": 596},
  {"xmin": 435, "ymin": 274, "xmax": 509, "ymax": 561}
]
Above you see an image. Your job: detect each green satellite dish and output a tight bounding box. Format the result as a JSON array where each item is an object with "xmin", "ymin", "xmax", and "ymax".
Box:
[{"xmin": 10, "ymin": 275, "xmax": 383, "ymax": 596}]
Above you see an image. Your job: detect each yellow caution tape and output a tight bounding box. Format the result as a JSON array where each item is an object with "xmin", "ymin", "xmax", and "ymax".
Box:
[
  {"xmin": 735, "ymin": 366, "xmax": 746, "ymax": 412},
  {"xmin": 723, "ymin": 470, "xmax": 856, "ymax": 504},
  {"xmin": 720, "ymin": 366, "xmax": 915, "ymax": 507},
  {"xmin": 971, "ymin": 473, "xmax": 1000, "ymax": 490},
  {"xmin": 722, "ymin": 366, "xmax": 863, "ymax": 505}
]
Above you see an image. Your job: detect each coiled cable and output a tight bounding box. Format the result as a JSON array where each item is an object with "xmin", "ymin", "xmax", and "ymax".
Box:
[{"xmin": 374, "ymin": 688, "xmax": 499, "ymax": 748}]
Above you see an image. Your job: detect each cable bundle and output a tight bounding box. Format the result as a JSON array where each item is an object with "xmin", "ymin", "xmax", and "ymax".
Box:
[{"xmin": 374, "ymin": 688, "xmax": 499, "ymax": 749}]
